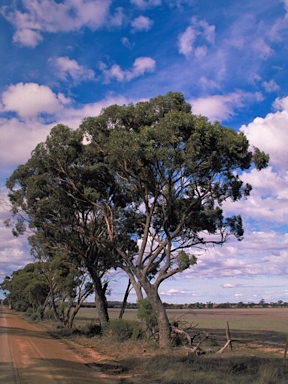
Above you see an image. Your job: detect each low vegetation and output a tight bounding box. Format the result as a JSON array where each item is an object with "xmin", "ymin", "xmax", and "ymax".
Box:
[{"xmin": 10, "ymin": 305, "xmax": 288, "ymax": 384}]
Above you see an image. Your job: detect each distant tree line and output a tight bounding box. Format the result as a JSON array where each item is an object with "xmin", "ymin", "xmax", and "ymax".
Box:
[{"xmin": 1, "ymin": 92, "xmax": 269, "ymax": 348}]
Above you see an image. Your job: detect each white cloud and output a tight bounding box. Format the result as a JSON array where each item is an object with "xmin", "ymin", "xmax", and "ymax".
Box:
[
  {"xmin": 222, "ymin": 284, "xmax": 235, "ymax": 288},
  {"xmin": 252, "ymin": 38, "xmax": 273, "ymax": 59},
  {"xmin": 1, "ymin": 0, "xmax": 112, "ymax": 47},
  {"xmin": 13, "ymin": 28, "xmax": 43, "ymax": 47},
  {"xmin": 0, "ymin": 187, "xmax": 32, "ymax": 281},
  {"xmin": 262, "ymin": 79, "xmax": 280, "ymax": 93},
  {"xmin": 131, "ymin": 15, "xmax": 154, "ymax": 31},
  {"xmin": 130, "ymin": 0, "xmax": 162, "ymax": 8},
  {"xmin": 178, "ymin": 26, "xmax": 196, "ymax": 56},
  {"xmin": 183, "ymin": 231, "xmax": 288, "ymax": 279},
  {"xmin": 1, "ymin": 83, "xmax": 71, "ymax": 118},
  {"xmin": 273, "ymin": 95, "xmax": 288, "ymax": 111},
  {"xmin": 109, "ymin": 7, "xmax": 125, "ymax": 27},
  {"xmin": 51, "ymin": 57, "xmax": 95, "ymax": 82},
  {"xmin": 178, "ymin": 17, "xmax": 215, "ymax": 58},
  {"xmin": 241, "ymin": 97, "xmax": 288, "ymax": 168},
  {"xmin": 0, "ymin": 92, "xmax": 130, "ymax": 170},
  {"xmin": 121, "ymin": 37, "xmax": 134, "ymax": 49},
  {"xmin": 100, "ymin": 57, "xmax": 156, "ymax": 82},
  {"xmin": 0, "ymin": 117, "xmax": 54, "ymax": 169},
  {"xmin": 190, "ymin": 92, "xmax": 263, "ymax": 122}
]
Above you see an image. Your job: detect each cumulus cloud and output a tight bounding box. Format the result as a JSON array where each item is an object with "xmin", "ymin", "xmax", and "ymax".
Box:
[
  {"xmin": 190, "ymin": 91, "xmax": 263, "ymax": 122},
  {"xmin": 1, "ymin": 83, "xmax": 71, "ymax": 118},
  {"xmin": 131, "ymin": 15, "xmax": 154, "ymax": 31},
  {"xmin": 13, "ymin": 28, "xmax": 43, "ymax": 47},
  {"xmin": 178, "ymin": 17, "xmax": 215, "ymax": 58},
  {"xmin": 0, "ymin": 188, "xmax": 32, "ymax": 281},
  {"xmin": 100, "ymin": 56, "xmax": 156, "ymax": 82},
  {"xmin": 0, "ymin": 117, "xmax": 53, "ymax": 170},
  {"xmin": 51, "ymin": 57, "xmax": 95, "ymax": 82},
  {"xmin": 240, "ymin": 96, "xmax": 288, "ymax": 168},
  {"xmin": 1, "ymin": 0, "xmax": 112, "ymax": 47},
  {"xmin": 219, "ymin": 99, "xmax": 288, "ymax": 230},
  {"xmin": 0, "ymin": 89, "xmax": 129, "ymax": 170}
]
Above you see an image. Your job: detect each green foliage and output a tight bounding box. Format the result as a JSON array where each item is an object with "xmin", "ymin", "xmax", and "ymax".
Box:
[
  {"xmin": 5, "ymin": 91, "xmax": 269, "ymax": 348},
  {"xmin": 253, "ymin": 146, "xmax": 270, "ymax": 170},
  {"xmin": 103, "ymin": 318, "xmax": 141, "ymax": 341},
  {"xmin": 137, "ymin": 298, "xmax": 158, "ymax": 329},
  {"xmin": 0, "ymin": 263, "xmax": 49, "ymax": 312},
  {"xmin": 176, "ymin": 251, "xmax": 197, "ymax": 272},
  {"xmin": 29, "ymin": 311, "xmax": 42, "ymax": 322}
]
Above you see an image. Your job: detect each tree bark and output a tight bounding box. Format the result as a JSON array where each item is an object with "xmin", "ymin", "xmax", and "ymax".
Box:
[
  {"xmin": 87, "ymin": 266, "xmax": 109, "ymax": 328},
  {"xmin": 119, "ymin": 279, "xmax": 131, "ymax": 319},
  {"xmin": 141, "ymin": 280, "xmax": 171, "ymax": 349}
]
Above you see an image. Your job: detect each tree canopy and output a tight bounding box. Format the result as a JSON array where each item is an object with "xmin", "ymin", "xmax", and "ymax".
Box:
[{"xmin": 5, "ymin": 92, "xmax": 269, "ymax": 348}]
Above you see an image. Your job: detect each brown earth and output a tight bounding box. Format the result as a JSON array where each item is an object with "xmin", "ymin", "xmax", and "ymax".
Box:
[{"xmin": 1, "ymin": 305, "xmax": 134, "ymax": 384}]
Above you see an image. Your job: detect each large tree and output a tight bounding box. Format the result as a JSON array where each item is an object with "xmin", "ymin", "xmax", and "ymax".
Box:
[
  {"xmin": 81, "ymin": 92, "xmax": 269, "ymax": 348},
  {"xmin": 6, "ymin": 92, "xmax": 269, "ymax": 348},
  {"xmin": 6, "ymin": 125, "xmax": 117, "ymax": 327}
]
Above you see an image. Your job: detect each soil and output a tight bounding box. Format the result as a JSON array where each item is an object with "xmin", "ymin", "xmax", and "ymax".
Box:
[{"xmin": 0, "ymin": 305, "xmax": 134, "ymax": 384}]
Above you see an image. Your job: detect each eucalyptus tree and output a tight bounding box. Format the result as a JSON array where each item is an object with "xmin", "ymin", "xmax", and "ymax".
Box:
[
  {"xmin": 81, "ymin": 92, "xmax": 269, "ymax": 348},
  {"xmin": 29, "ymin": 233, "xmax": 94, "ymax": 328},
  {"xmin": 6, "ymin": 125, "xmax": 119, "ymax": 327},
  {"xmin": 0, "ymin": 263, "xmax": 49, "ymax": 312},
  {"xmin": 6, "ymin": 92, "xmax": 269, "ymax": 347}
]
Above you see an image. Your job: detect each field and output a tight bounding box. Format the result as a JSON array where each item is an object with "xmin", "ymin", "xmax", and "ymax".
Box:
[
  {"xmin": 71, "ymin": 308, "xmax": 288, "ymax": 383},
  {"xmin": 75, "ymin": 307, "xmax": 288, "ymax": 358},
  {"xmin": 76, "ymin": 306, "xmax": 288, "ymax": 332}
]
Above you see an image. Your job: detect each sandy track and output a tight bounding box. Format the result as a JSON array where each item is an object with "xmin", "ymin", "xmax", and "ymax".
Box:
[{"xmin": 0, "ymin": 305, "xmax": 125, "ymax": 384}]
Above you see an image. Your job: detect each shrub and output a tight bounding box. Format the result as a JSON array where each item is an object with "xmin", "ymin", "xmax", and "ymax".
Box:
[
  {"xmin": 82, "ymin": 322, "xmax": 102, "ymax": 337},
  {"xmin": 103, "ymin": 318, "xmax": 141, "ymax": 341},
  {"xmin": 137, "ymin": 298, "xmax": 157, "ymax": 330},
  {"xmin": 25, "ymin": 307, "xmax": 33, "ymax": 316},
  {"xmin": 44, "ymin": 308, "xmax": 55, "ymax": 320},
  {"xmin": 29, "ymin": 311, "xmax": 42, "ymax": 322}
]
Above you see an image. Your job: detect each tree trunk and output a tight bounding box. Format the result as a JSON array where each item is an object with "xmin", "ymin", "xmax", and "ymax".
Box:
[
  {"xmin": 119, "ymin": 279, "xmax": 131, "ymax": 319},
  {"xmin": 88, "ymin": 266, "xmax": 109, "ymax": 328},
  {"xmin": 141, "ymin": 280, "xmax": 171, "ymax": 349}
]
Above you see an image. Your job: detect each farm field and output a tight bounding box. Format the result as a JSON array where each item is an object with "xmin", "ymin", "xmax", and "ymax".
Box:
[
  {"xmin": 71, "ymin": 307, "xmax": 288, "ymax": 383},
  {"xmin": 75, "ymin": 307, "xmax": 288, "ymax": 357},
  {"xmin": 76, "ymin": 307, "xmax": 288, "ymax": 332}
]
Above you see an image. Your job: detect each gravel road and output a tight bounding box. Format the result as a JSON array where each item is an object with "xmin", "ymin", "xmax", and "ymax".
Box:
[{"xmin": 0, "ymin": 304, "xmax": 125, "ymax": 384}]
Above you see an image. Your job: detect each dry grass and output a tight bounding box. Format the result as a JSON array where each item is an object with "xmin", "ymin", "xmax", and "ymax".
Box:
[{"xmin": 37, "ymin": 307, "xmax": 288, "ymax": 383}]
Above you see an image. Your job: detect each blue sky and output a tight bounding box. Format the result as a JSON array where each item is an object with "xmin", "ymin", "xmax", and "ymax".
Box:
[{"xmin": 0, "ymin": 0, "xmax": 288, "ymax": 304}]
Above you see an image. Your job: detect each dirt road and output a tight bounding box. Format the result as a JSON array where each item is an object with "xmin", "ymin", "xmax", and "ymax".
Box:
[{"xmin": 0, "ymin": 304, "xmax": 125, "ymax": 384}]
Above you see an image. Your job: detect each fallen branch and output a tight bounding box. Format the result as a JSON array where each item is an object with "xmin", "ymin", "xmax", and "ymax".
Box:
[{"xmin": 216, "ymin": 339, "xmax": 232, "ymax": 354}]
